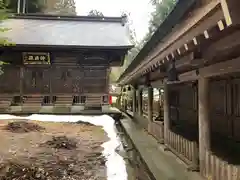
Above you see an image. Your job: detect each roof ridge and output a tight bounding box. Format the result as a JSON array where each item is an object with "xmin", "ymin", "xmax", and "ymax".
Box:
[{"xmin": 9, "ymin": 13, "xmax": 125, "ymax": 24}]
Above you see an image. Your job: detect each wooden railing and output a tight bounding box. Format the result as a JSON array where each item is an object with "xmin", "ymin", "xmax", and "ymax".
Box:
[
  {"xmin": 203, "ymin": 150, "xmax": 240, "ymax": 180},
  {"xmin": 149, "ymin": 121, "xmax": 164, "ymax": 143},
  {"xmin": 143, "ymin": 110, "xmax": 158, "ymax": 119},
  {"xmin": 165, "ymin": 129, "xmax": 198, "ymax": 167}
]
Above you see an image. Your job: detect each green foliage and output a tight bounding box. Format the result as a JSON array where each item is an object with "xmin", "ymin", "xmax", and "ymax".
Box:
[
  {"xmin": 116, "ymin": 0, "xmax": 177, "ymax": 81},
  {"xmin": 144, "ymin": 0, "xmax": 177, "ymax": 42},
  {"xmin": 0, "ymin": 0, "xmax": 15, "ymax": 74},
  {"xmin": 54, "ymin": 0, "xmax": 76, "ymax": 15},
  {"xmin": 0, "ymin": 0, "xmax": 15, "ymax": 46},
  {"xmin": 3, "ymin": 0, "xmax": 44, "ymax": 13},
  {"xmin": 88, "ymin": 10, "xmax": 104, "ymax": 17}
]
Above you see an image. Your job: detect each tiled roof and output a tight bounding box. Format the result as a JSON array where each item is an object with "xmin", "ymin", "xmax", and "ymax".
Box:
[
  {"xmin": 1, "ymin": 14, "xmax": 132, "ymax": 48},
  {"xmin": 117, "ymin": 0, "xmax": 197, "ymax": 83}
]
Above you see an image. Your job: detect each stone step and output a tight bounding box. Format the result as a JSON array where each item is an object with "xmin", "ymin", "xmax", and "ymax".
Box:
[{"xmin": 24, "ymin": 98, "xmax": 43, "ymax": 103}]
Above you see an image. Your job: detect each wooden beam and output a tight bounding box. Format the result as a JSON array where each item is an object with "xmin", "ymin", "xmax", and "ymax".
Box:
[
  {"xmin": 148, "ymin": 0, "xmax": 221, "ymax": 63},
  {"xmin": 220, "ymin": 0, "xmax": 240, "ymax": 26},
  {"xmin": 179, "ymin": 70, "xmax": 198, "ymax": 82},
  {"xmin": 200, "ymin": 56, "xmax": 240, "ymax": 77},
  {"xmin": 176, "ymin": 52, "xmax": 194, "ymax": 68},
  {"xmin": 176, "ymin": 53, "xmax": 240, "ymax": 83},
  {"xmin": 205, "ymin": 30, "xmax": 240, "ymax": 55},
  {"xmin": 151, "ymin": 79, "xmax": 164, "ymax": 88},
  {"xmin": 126, "ymin": 3, "xmax": 223, "ymax": 83}
]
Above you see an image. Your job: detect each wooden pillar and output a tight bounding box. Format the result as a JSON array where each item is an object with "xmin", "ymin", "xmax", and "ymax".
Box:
[
  {"xmin": 49, "ymin": 67, "xmax": 53, "ymax": 104},
  {"xmin": 116, "ymin": 95, "xmax": 121, "ymax": 109},
  {"xmin": 157, "ymin": 89, "xmax": 162, "ymax": 115},
  {"xmin": 124, "ymin": 95, "xmax": 127, "ymax": 111},
  {"xmin": 148, "ymin": 86, "xmax": 153, "ymax": 123},
  {"xmin": 132, "ymin": 86, "xmax": 137, "ymax": 116},
  {"xmin": 20, "ymin": 66, "xmax": 24, "ymax": 105},
  {"xmin": 198, "ymin": 76, "xmax": 211, "ymax": 174},
  {"xmin": 137, "ymin": 89, "xmax": 143, "ymax": 116},
  {"xmin": 147, "ymin": 86, "xmax": 153, "ymax": 132},
  {"xmin": 220, "ymin": 0, "xmax": 240, "ymax": 26},
  {"xmin": 164, "ymin": 81, "xmax": 170, "ymax": 141}
]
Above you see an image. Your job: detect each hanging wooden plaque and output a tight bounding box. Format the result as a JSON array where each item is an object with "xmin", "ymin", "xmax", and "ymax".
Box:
[{"xmin": 23, "ymin": 52, "xmax": 51, "ymax": 65}]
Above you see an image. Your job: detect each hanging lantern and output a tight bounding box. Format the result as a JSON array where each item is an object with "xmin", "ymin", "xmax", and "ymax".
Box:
[
  {"xmin": 167, "ymin": 60, "xmax": 179, "ymax": 82},
  {"xmin": 159, "ymin": 62, "xmax": 167, "ymax": 73},
  {"xmin": 145, "ymin": 74, "xmax": 151, "ymax": 87}
]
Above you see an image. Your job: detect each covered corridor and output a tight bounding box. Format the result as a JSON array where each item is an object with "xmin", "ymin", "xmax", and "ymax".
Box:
[{"xmin": 117, "ymin": 0, "xmax": 240, "ymax": 179}]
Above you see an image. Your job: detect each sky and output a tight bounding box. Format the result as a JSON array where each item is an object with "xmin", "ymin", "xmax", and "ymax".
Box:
[{"xmin": 75, "ymin": 0, "xmax": 154, "ymax": 42}]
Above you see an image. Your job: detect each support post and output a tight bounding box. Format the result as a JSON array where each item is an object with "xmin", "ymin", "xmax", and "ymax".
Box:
[
  {"xmin": 20, "ymin": 66, "xmax": 24, "ymax": 105},
  {"xmin": 17, "ymin": 0, "xmax": 21, "ymax": 14},
  {"xmin": 157, "ymin": 88, "xmax": 162, "ymax": 116},
  {"xmin": 132, "ymin": 86, "xmax": 137, "ymax": 116},
  {"xmin": 198, "ymin": 76, "xmax": 210, "ymax": 174},
  {"xmin": 220, "ymin": 0, "xmax": 240, "ymax": 26},
  {"xmin": 147, "ymin": 86, "xmax": 153, "ymax": 131},
  {"xmin": 137, "ymin": 89, "xmax": 143, "ymax": 116},
  {"xmin": 49, "ymin": 67, "xmax": 53, "ymax": 104},
  {"xmin": 22, "ymin": 0, "xmax": 26, "ymax": 13},
  {"xmin": 124, "ymin": 96, "xmax": 127, "ymax": 111},
  {"xmin": 164, "ymin": 81, "xmax": 170, "ymax": 143}
]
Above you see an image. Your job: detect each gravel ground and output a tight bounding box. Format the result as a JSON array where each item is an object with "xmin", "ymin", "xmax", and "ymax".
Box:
[{"xmin": 0, "ymin": 120, "xmax": 108, "ymax": 180}]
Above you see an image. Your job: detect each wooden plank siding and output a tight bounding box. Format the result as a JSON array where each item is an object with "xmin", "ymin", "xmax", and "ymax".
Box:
[
  {"xmin": 169, "ymin": 83, "xmax": 198, "ymax": 130},
  {"xmin": 210, "ymin": 76, "xmax": 240, "ymax": 142},
  {"xmin": 165, "ymin": 129, "xmax": 199, "ymax": 167},
  {"xmin": 204, "ymin": 149, "xmax": 240, "ymax": 180},
  {"xmin": 0, "ymin": 66, "xmax": 20, "ymax": 94},
  {"xmin": 0, "ymin": 51, "xmax": 109, "ymax": 96}
]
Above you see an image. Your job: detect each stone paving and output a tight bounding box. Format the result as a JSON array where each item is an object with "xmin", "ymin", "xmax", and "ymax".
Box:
[
  {"xmin": 120, "ymin": 117, "xmax": 204, "ymax": 180},
  {"xmin": 1, "ymin": 106, "xmax": 121, "ymax": 116}
]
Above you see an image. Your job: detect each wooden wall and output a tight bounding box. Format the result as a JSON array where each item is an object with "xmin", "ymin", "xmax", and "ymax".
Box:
[
  {"xmin": 210, "ymin": 75, "xmax": 240, "ymax": 141},
  {"xmin": 178, "ymin": 83, "xmax": 198, "ymax": 127},
  {"xmin": 169, "ymin": 82, "xmax": 198, "ymax": 128},
  {"xmin": 0, "ymin": 51, "xmax": 110, "ymax": 95},
  {"xmin": 0, "ymin": 66, "xmax": 20, "ymax": 94}
]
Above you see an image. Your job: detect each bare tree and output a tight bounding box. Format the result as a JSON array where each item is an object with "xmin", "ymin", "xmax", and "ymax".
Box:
[
  {"xmin": 53, "ymin": 0, "xmax": 76, "ymax": 15},
  {"xmin": 88, "ymin": 10, "xmax": 104, "ymax": 17}
]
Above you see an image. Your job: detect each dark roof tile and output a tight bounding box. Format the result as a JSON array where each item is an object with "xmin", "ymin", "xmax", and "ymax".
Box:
[{"xmin": 1, "ymin": 14, "xmax": 132, "ymax": 48}]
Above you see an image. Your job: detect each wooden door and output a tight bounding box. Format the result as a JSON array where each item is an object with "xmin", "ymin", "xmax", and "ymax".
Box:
[
  {"xmin": 210, "ymin": 79, "xmax": 229, "ymax": 136},
  {"xmin": 72, "ymin": 68, "xmax": 83, "ymax": 94},
  {"xmin": 231, "ymin": 78, "xmax": 240, "ymax": 140},
  {"xmin": 23, "ymin": 67, "xmax": 50, "ymax": 94},
  {"xmin": 82, "ymin": 66, "xmax": 107, "ymax": 94},
  {"xmin": 52, "ymin": 67, "xmax": 73, "ymax": 94}
]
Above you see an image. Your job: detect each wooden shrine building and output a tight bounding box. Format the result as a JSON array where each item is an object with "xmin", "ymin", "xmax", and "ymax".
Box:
[
  {"xmin": 118, "ymin": 0, "xmax": 240, "ymax": 179},
  {"xmin": 0, "ymin": 14, "xmax": 132, "ymax": 110}
]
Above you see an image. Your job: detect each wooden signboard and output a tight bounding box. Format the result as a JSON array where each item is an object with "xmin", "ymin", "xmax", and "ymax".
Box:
[{"xmin": 23, "ymin": 52, "xmax": 51, "ymax": 65}]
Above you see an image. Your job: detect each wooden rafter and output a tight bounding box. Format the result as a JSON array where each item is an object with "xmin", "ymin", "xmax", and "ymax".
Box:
[
  {"xmin": 121, "ymin": 1, "xmax": 223, "ymax": 84},
  {"xmin": 220, "ymin": 0, "xmax": 240, "ymax": 26}
]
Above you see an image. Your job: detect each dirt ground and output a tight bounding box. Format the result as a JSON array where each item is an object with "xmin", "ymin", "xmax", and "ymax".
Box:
[{"xmin": 0, "ymin": 119, "xmax": 108, "ymax": 180}]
